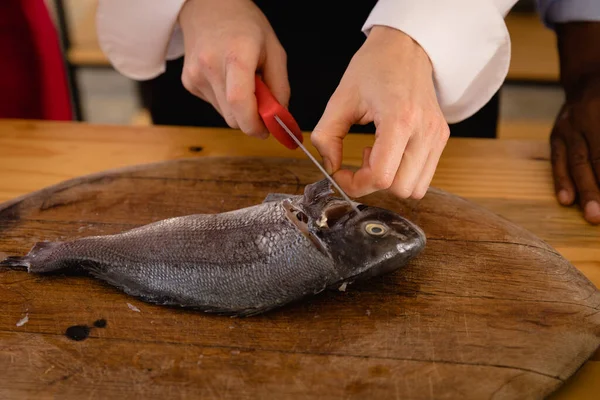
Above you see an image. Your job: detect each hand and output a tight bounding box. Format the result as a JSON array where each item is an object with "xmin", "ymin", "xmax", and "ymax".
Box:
[
  {"xmin": 551, "ymin": 22, "xmax": 600, "ymax": 224},
  {"xmin": 550, "ymin": 78, "xmax": 600, "ymax": 225},
  {"xmin": 310, "ymin": 26, "xmax": 450, "ymax": 200},
  {"xmin": 178, "ymin": 0, "xmax": 289, "ymax": 138}
]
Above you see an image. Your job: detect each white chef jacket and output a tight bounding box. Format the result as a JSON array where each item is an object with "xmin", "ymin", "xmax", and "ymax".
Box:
[{"xmin": 95, "ymin": 0, "xmax": 599, "ymax": 124}]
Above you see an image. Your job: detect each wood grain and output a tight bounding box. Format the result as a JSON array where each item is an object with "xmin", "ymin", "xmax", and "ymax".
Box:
[
  {"xmin": 0, "ymin": 155, "xmax": 598, "ymax": 399},
  {"xmin": 497, "ymin": 120, "xmax": 553, "ymax": 141}
]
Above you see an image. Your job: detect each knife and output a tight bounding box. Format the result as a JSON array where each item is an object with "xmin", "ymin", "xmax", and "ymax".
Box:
[{"xmin": 254, "ymin": 75, "xmax": 359, "ymax": 213}]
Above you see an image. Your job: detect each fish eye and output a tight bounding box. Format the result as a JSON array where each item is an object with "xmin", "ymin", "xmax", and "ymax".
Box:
[{"xmin": 365, "ymin": 222, "xmax": 388, "ymax": 236}]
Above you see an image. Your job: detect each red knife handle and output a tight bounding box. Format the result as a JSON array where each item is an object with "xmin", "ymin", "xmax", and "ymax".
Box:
[{"xmin": 254, "ymin": 75, "xmax": 303, "ymax": 150}]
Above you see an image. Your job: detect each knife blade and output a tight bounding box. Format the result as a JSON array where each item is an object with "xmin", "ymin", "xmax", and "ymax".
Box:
[{"xmin": 273, "ymin": 115, "xmax": 360, "ymax": 214}]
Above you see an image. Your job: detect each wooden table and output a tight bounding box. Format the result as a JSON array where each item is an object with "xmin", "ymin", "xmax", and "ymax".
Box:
[{"xmin": 0, "ymin": 119, "xmax": 598, "ymax": 398}]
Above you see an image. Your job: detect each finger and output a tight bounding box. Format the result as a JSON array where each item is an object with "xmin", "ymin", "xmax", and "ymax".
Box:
[
  {"xmin": 388, "ymin": 131, "xmax": 431, "ymax": 199},
  {"xmin": 189, "ymin": 83, "xmax": 224, "ymax": 117},
  {"xmin": 334, "ymin": 116, "xmax": 411, "ymax": 198},
  {"xmin": 181, "ymin": 54, "xmax": 231, "ymax": 120},
  {"xmin": 211, "ymin": 81, "xmax": 238, "ymax": 130},
  {"xmin": 565, "ymin": 128, "xmax": 600, "ymax": 224},
  {"xmin": 550, "ymin": 108, "xmax": 577, "ymax": 206},
  {"xmin": 223, "ymin": 65, "xmax": 268, "ymax": 138},
  {"xmin": 222, "ymin": 49, "xmax": 269, "ymax": 138},
  {"xmin": 584, "ymin": 199, "xmax": 600, "ymax": 224},
  {"xmin": 592, "ymin": 144, "xmax": 600, "ymax": 189},
  {"xmin": 410, "ymin": 125, "xmax": 449, "ymax": 199},
  {"xmin": 181, "ymin": 61, "xmax": 221, "ymax": 113},
  {"xmin": 584, "ymin": 124, "xmax": 600, "ymax": 187},
  {"xmin": 550, "ymin": 133, "xmax": 576, "ymax": 206},
  {"xmin": 261, "ymin": 41, "xmax": 290, "ymax": 108},
  {"xmin": 331, "ymin": 146, "xmax": 372, "ymax": 195},
  {"xmin": 311, "ymin": 90, "xmax": 356, "ymax": 175},
  {"xmin": 408, "ymin": 150, "xmax": 436, "ymax": 199},
  {"xmin": 410, "ymin": 142, "xmax": 445, "ymax": 200}
]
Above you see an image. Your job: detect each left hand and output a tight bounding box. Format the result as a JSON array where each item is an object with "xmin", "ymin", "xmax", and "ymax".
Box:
[
  {"xmin": 550, "ymin": 21, "xmax": 600, "ymax": 225},
  {"xmin": 550, "ymin": 75, "xmax": 600, "ymax": 225},
  {"xmin": 310, "ymin": 26, "xmax": 450, "ymax": 200}
]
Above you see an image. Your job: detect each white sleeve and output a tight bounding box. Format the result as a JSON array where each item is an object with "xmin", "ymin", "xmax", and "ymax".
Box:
[
  {"xmin": 96, "ymin": 0, "xmax": 187, "ymax": 80},
  {"xmin": 537, "ymin": 0, "xmax": 600, "ymax": 28},
  {"xmin": 362, "ymin": 0, "xmax": 519, "ymax": 124}
]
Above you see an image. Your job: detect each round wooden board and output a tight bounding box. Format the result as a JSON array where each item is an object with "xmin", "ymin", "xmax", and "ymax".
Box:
[{"xmin": 0, "ymin": 156, "xmax": 598, "ymax": 400}]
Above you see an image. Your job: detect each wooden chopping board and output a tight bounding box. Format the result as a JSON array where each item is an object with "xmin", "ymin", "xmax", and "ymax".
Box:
[{"xmin": 0, "ymin": 156, "xmax": 598, "ymax": 400}]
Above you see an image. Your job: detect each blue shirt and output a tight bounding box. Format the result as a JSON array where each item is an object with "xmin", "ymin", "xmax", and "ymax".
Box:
[{"xmin": 537, "ymin": 0, "xmax": 600, "ymax": 28}]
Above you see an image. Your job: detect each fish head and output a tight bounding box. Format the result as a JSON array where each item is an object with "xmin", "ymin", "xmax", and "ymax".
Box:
[{"xmin": 297, "ymin": 179, "xmax": 426, "ymax": 281}]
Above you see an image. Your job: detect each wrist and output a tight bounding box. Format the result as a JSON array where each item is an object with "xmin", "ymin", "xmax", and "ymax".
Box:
[
  {"xmin": 366, "ymin": 25, "xmax": 432, "ymax": 73},
  {"xmin": 556, "ymin": 22, "xmax": 600, "ymax": 100},
  {"xmin": 178, "ymin": 0, "xmax": 195, "ymax": 27}
]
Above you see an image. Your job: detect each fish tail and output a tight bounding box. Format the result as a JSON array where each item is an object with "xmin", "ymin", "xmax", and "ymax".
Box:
[
  {"xmin": 0, "ymin": 241, "xmax": 65, "ymax": 273},
  {"xmin": 0, "ymin": 256, "xmax": 29, "ymax": 271}
]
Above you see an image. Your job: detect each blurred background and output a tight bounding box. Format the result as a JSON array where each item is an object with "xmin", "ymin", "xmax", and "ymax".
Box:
[{"xmin": 44, "ymin": 0, "xmax": 563, "ymax": 140}]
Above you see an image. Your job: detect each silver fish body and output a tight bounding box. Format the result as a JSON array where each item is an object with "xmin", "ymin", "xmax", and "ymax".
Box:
[{"xmin": 0, "ymin": 179, "xmax": 426, "ymax": 316}]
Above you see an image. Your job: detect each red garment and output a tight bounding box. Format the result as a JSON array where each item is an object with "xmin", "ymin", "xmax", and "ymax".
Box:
[{"xmin": 0, "ymin": 0, "xmax": 72, "ymax": 120}]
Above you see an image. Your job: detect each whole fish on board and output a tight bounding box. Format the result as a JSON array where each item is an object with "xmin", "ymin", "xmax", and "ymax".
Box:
[{"xmin": 0, "ymin": 179, "xmax": 426, "ymax": 317}]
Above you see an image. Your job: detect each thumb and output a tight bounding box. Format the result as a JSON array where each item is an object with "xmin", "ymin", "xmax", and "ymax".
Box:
[{"xmin": 311, "ymin": 91, "xmax": 356, "ymax": 174}]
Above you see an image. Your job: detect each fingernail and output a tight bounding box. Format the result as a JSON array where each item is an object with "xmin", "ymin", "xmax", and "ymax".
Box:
[
  {"xmin": 558, "ymin": 190, "xmax": 571, "ymax": 205},
  {"xmin": 584, "ymin": 201, "xmax": 600, "ymax": 221},
  {"xmin": 256, "ymin": 130, "xmax": 269, "ymax": 140},
  {"xmin": 323, "ymin": 157, "xmax": 333, "ymax": 175}
]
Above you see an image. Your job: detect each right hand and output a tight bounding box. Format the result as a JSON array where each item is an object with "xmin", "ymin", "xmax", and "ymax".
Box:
[{"xmin": 178, "ymin": 0, "xmax": 289, "ymax": 138}]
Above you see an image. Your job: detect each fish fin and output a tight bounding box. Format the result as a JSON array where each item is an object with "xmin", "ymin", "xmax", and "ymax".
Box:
[
  {"xmin": 0, "ymin": 241, "xmax": 65, "ymax": 273},
  {"xmin": 262, "ymin": 193, "xmax": 293, "ymax": 203},
  {"xmin": 223, "ymin": 305, "xmax": 278, "ymax": 318},
  {"xmin": 301, "ymin": 179, "xmax": 335, "ymax": 219},
  {"xmin": 0, "ymin": 256, "xmax": 29, "ymax": 271},
  {"xmin": 303, "ymin": 179, "xmax": 333, "ymax": 203},
  {"xmin": 82, "ymin": 263, "xmax": 166, "ymax": 304},
  {"xmin": 187, "ymin": 302, "xmax": 282, "ymax": 318}
]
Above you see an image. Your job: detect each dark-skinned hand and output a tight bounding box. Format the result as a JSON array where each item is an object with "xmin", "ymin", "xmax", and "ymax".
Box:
[{"xmin": 551, "ymin": 21, "xmax": 600, "ymax": 225}]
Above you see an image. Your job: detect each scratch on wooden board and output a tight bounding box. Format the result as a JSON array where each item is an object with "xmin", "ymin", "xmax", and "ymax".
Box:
[
  {"xmin": 428, "ymin": 375, "xmax": 434, "ymax": 400},
  {"xmin": 463, "ymin": 313, "xmax": 470, "ymax": 339},
  {"xmin": 385, "ymin": 310, "xmax": 391, "ymax": 357},
  {"xmin": 88, "ymin": 387, "xmax": 98, "ymax": 399},
  {"xmin": 224, "ymin": 374, "xmax": 233, "ymax": 397},
  {"xmin": 394, "ymin": 375, "xmax": 402, "ymax": 400},
  {"xmin": 430, "ymin": 359, "xmax": 442, "ymax": 381},
  {"xmin": 489, "ymin": 372, "xmax": 528, "ymax": 399},
  {"xmin": 427, "ymin": 325, "xmax": 436, "ymax": 361}
]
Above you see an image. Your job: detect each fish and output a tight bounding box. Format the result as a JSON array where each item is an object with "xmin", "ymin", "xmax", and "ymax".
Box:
[{"xmin": 0, "ymin": 179, "xmax": 426, "ymax": 316}]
